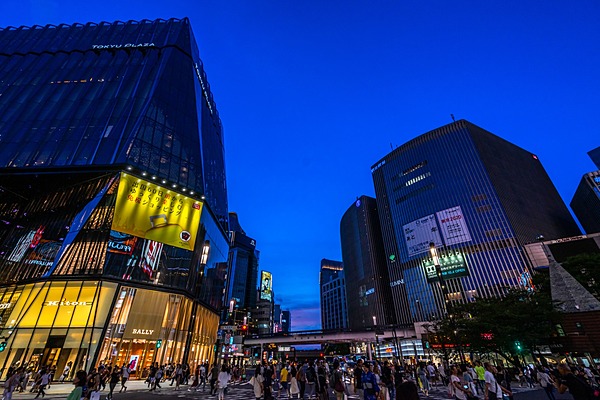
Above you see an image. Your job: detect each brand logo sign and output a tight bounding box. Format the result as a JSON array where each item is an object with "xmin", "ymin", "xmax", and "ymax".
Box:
[
  {"xmin": 92, "ymin": 43, "xmax": 155, "ymax": 49},
  {"xmin": 45, "ymin": 301, "xmax": 92, "ymax": 306},
  {"xmin": 132, "ymin": 329, "xmax": 155, "ymax": 335}
]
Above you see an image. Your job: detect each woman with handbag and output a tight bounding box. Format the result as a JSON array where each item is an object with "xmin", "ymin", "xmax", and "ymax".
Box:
[{"xmin": 333, "ymin": 361, "xmax": 347, "ymax": 400}]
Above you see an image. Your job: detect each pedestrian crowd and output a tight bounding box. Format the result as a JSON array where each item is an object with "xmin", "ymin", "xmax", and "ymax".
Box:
[{"xmin": 249, "ymin": 357, "xmax": 600, "ymax": 400}]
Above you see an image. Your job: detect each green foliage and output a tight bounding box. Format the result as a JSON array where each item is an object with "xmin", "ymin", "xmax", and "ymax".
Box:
[
  {"xmin": 561, "ymin": 253, "xmax": 600, "ymax": 299},
  {"xmin": 427, "ymin": 273, "xmax": 559, "ymax": 366}
]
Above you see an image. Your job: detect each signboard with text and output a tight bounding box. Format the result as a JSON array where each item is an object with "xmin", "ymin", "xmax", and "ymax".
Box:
[
  {"xmin": 436, "ymin": 206, "xmax": 472, "ymax": 245},
  {"xmin": 423, "ymin": 251, "xmax": 468, "ymax": 282},
  {"xmin": 403, "ymin": 215, "xmax": 443, "ymax": 257},
  {"xmin": 111, "ymin": 173, "xmax": 203, "ymax": 251}
]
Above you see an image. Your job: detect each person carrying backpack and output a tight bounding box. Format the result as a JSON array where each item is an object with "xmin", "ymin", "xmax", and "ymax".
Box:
[{"xmin": 306, "ymin": 361, "xmax": 317, "ymax": 399}]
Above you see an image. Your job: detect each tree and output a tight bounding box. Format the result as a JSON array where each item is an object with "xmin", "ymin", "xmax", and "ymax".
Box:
[
  {"xmin": 561, "ymin": 253, "xmax": 600, "ymax": 300},
  {"xmin": 428, "ymin": 272, "xmax": 559, "ymax": 367}
]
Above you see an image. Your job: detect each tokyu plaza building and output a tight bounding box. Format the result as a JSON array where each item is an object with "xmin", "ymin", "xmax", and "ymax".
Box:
[{"xmin": 0, "ymin": 18, "xmax": 231, "ymax": 377}]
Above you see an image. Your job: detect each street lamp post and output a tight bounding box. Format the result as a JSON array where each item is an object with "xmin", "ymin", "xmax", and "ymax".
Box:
[
  {"xmin": 429, "ymin": 242, "xmax": 465, "ymax": 363},
  {"xmin": 373, "ymin": 316, "xmax": 381, "ymax": 360}
]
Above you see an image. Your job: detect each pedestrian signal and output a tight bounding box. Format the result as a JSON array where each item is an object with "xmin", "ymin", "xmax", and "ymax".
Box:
[
  {"xmin": 156, "ymin": 339, "xmax": 162, "ymax": 349},
  {"xmin": 0, "ymin": 342, "xmax": 6, "ymax": 352}
]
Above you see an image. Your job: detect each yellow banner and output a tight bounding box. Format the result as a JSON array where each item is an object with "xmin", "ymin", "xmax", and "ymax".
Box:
[{"xmin": 111, "ymin": 173, "xmax": 203, "ymax": 250}]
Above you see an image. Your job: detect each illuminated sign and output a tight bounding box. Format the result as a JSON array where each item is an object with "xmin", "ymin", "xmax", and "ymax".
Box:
[
  {"xmin": 278, "ymin": 346, "xmax": 291, "ymax": 352},
  {"xmin": 92, "ymin": 43, "xmax": 155, "ymax": 49},
  {"xmin": 132, "ymin": 329, "xmax": 155, "ymax": 335},
  {"xmin": 260, "ymin": 271, "xmax": 273, "ymax": 301},
  {"xmin": 0, "ymin": 303, "xmax": 11, "ymax": 309},
  {"xmin": 436, "ymin": 206, "xmax": 472, "ymax": 245},
  {"xmin": 111, "ymin": 173, "xmax": 203, "ymax": 251},
  {"xmin": 390, "ymin": 279, "xmax": 405, "ymax": 287},
  {"xmin": 365, "ymin": 288, "xmax": 375, "ymax": 295},
  {"xmin": 107, "ymin": 231, "xmax": 138, "ymax": 255},
  {"xmin": 45, "ymin": 301, "xmax": 92, "ymax": 307},
  {"xmin": 423, "ymin": 251, "xmax": 468, "ymax": 283}
]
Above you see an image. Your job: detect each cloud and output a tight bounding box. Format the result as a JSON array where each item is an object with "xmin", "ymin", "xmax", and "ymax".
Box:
[{"xmin": 290, "ymin": 307, "xmax": 321, "ymax": 331}]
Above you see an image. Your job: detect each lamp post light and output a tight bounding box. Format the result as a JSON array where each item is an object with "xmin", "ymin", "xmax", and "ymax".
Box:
[{"xmin": 373, "ymin": 316, "xmax": 381, "ymax": 360}]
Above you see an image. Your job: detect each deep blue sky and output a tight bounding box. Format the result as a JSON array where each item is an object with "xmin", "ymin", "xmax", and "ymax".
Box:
[{"xmin": 1, "ymin": 1, "xmax": 599, "ymax": 330}]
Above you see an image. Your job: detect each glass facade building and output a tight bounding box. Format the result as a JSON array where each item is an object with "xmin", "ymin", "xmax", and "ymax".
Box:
[
  {"xmin": 571, "ymin": 171, "xmax": 600, "ymax": 234},
  {"xmin": 319, "ymin": 259, "xmax": 348, "ymax": 331},
  {"xmin": 340, "ymin": 196, "xmax": 396, "ymax": 329},
  {"xmin": 371, "ymin": 120, "xmax": 581, "ymax": 324},
  {"xmin": 0, "ymin": 18, "xmax": 230, "ymax": 377},
  {"xmin": 225, "ymin": 215, "xmax": 260, "ymax": 313}
]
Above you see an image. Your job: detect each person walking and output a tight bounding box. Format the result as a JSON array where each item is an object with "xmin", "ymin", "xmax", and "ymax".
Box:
[
  {"xmin": 66, "ymin": 370, "xmax": 88, "ymax": 400},
  {"xmin": 537, "ymin": 366, "xmax": 556, "ymax": 400},
  {"xmin": 332, "ymin": 361, "xmax": 347, "ymax": 400},
  {"xmin": 119, "ymin": 364, "xmax": 130, "ymax": 393},
  {"xmin": 417, "ymin": 362, "xmax": 430, "ymax": 397},
  {"xmin": 253, "ymin": 365, "xmax": 265, "ymax": 400},
  {"xmin": 3, "ymin": 367, "xmax": 23, "ymax": 400},
  {"xmin": 280, "ymin": 363, "xmax": 289, "ymax": 398},
  {"xmin": 354, "ymin": 359, "xmax": 365, "ymax": 399},
  {"xmin": 217, "ymin": 364, "xmax": 231, "ymax": 400},
  {"xmin": 484, "ymin": 363, "xmax": 511, "ymax": 400},
  {"xmin": 108, "ymin": 367, "xmax": 120, "ymax": 399},
  {"xmin": 362, "ymin": 363, "xmax": 380, "ymax": 400},
  {"xmin": 34, "ymin": 368, "xmax": 51, "ymax": 399},
  {"xmin": 554, "ymin": 363, "xmax": 595, "ymax": 400},
  {"xmin": 209, "ymin": 363, "xmax": 220, "ymax": 395},
  {"xmin": 296, "ymin": 365, "xmax": 306, "ymax": 399}
]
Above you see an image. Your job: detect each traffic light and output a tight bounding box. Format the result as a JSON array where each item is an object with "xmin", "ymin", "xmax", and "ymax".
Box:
[
  {"xmin": 242, "ymin": 325, "xmax": 247, "ymax": 331},
  {"xmin": 156, "ymin": 339, "xmax": 162, "ymax": 349},
  {"xmin": 515, "ymin": 341, "xmax": 522, "ymax": 352},
  {"xmin": 0, "ymin": 342, "xmax": 6, "ymax": 352}
]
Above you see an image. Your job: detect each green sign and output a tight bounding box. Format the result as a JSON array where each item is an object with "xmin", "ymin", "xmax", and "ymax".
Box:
[{"xmin": 423, "ymin": 251, "xmax": 468, "ymax": 283}]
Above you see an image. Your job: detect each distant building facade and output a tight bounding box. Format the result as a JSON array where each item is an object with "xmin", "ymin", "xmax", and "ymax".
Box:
[
  {"xmin": 340, "ymin": 197, "xmax": 396, "ymax": 329},
  {"xmin": 225, "ymin": 213, "xmax": 259, "ymax": 313},
  {"xmin": 571, "ymin": 171, "xmax": 600, "ymax": 234},
  {"xmin": 524, "ymin": 233, "xmax": 600, "ymax": 268},
  {"xmin": 371, "ymin": 120, "xmax": 581, "ymax": 324},
  {"xmin": 281, "ymin": 310, "xmax": 291, "ymax": 333},
  {"xmin": 589, "ymin": 146, "xmax": 600, "ymax": 170},
  {"xmin": 319, "ymin": 259, "xmax": 348, "ymax": 330}
]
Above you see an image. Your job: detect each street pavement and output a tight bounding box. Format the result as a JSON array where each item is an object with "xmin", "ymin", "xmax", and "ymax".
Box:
[{"xmin": 4, "ymin": 379, "xmax": 574, "ymax": 400}]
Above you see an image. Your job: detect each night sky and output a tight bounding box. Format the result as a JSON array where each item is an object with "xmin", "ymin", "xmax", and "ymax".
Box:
[{"xmin": 1, "ymin": 0, "xmax": 599, "ymax": 330}]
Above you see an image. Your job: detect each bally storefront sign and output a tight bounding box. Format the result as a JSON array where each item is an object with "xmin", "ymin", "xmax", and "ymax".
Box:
[{"xmin": 123, "ymin": 289, "xmax": 169, "ymax": 340}]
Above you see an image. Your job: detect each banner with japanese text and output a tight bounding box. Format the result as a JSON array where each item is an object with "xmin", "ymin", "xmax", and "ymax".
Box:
[{"xmin": 111, "ymin": 173, "xmax": 203, "ymax": 251}]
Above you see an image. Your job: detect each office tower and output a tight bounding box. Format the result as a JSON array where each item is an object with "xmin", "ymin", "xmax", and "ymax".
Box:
[
  {"xmin": 319, "ymin": 259, "xmax": 348, "ymax": 330},
  {"xmin": 0, "ymin": 18, "xmax": 230, "ymax": 374},
  {"xmin": 340, "ymin": 197, "xmax": 396, "ymax": 329},
  {"xmin": 571, "ymin": 171, "xmax": 600, "ymax": 234},
  {"xmin": 589, "ymin": 147, "xmax": 600, "ymax": 169},
  {"xmin": 225, "ymin": 212, "xmax": 259, "ymax": 313},
  {"xmin": 281, "ymin": 310, "xmax": 291, "ymax": 333},
  {"xmin": 371, "ymin": 120, "xmax": 581, "ymax": 323}
]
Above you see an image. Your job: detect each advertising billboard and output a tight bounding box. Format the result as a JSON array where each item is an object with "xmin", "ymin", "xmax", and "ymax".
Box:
[
  {"xmin": 403, "ymin": 214, "xmax": 443, "ymax": 257},
  {"xmin": 436, "ymin": 206, "xmax": 472, "ymax": 245},
  {"xmin": 260, "ymin": 271, "xmax": 273, "ymax": 301},
  {"xmin": 423, "ymin": 251, "xmax": 468, "ymax": 282},
  {"xmin": 111, "ymin": 173, "xmax": 203, "ymax": 251}
]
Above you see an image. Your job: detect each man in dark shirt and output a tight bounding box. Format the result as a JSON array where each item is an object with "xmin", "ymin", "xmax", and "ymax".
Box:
[{"xmin": 354, "ymin": 359, "xmax": 364, "ymax": 398}]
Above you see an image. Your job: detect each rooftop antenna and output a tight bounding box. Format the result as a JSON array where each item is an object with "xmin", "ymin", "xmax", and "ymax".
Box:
[
  {"xmin": 390, "ymin": 142, "xmax": 393, "ymax": 150},
  {"xmin": 450, "ymin": 114, "xmax": 456, "ymax": 122}
]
